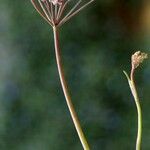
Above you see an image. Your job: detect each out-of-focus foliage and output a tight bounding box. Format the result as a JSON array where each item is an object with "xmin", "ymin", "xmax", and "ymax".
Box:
[{"xmin": 0, "ymin": 0, "xmax": 150, "ymax": 150}]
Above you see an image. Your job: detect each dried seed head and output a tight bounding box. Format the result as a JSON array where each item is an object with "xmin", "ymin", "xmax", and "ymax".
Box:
[
  {"xmin": 131, "ymin": 51, "xmax": 148, "ymax": 69},
  {"xmin": 31, "ymin": 0, "xmax": 94, "ymax": 27}
]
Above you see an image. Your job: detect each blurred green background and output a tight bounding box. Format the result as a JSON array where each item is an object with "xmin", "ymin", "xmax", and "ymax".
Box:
[{"xmin": 0, "ymin": 0, "xmax": 150, "ymax": 150}]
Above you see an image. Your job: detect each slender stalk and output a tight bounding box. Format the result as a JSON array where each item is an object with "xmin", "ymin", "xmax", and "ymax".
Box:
[
  {"xmin": 124, "ymin": 71, "xmax": 142, "ymax": 150},
  {"xmin": 130, "ymin": 73, "xmax": 142, "ymax": 150},
  {"xmin": 58, "ymin": 0, "xmax": 94, "ymax": 27},
  {"xmin": 56, "ymin": 0, "xmax": 70, "ymax": 20},
  {"xmin": 53, "ymin": 26, "xmax": 90, "ymax": 150},
  {"xmin": 38, "ymin": 0, "xmax": 52, "ymax": 22},
  {"xmin": 31, "ymin": 0, "xmax": 53, "ymax": 26},
  {"xmin": 44, "ymin": 1, "xmax": 53, "ymax": 21},
  {"xmin": 60, "ymin": 0, "xmax": 82, "ymax": 23}
]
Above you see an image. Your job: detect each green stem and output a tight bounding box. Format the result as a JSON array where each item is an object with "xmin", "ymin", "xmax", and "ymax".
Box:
[
  {"xmin": 124, "ymin": 70, "xmax": 142, "ymax": 150},
  {"xmin": 129, "ymin": 79, "xmax": 142, "ymax": 150},
  {"xmin": 53, "ymin": 26, "xmax": 90, "ymax": 150}
]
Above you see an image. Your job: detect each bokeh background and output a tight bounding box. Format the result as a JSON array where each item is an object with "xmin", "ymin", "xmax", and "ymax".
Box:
[{"xmin": 0, "ymin": 0, "xmax": 150, "ymax": 150}]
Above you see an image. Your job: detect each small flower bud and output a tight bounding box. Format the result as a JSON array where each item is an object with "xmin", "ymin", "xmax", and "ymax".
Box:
[{"xmin": 131, "ymin": 51, "xmax": 148, "ymax": 69}]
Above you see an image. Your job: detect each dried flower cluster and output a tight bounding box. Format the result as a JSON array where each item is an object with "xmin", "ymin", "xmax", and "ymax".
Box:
[
  {"xmin": 31, "ymin": 0, "xmax": 94, "ymax": 27},
  {"xmin": 131, "ymin": 51, "xmax": 148, "ymax": 70}
]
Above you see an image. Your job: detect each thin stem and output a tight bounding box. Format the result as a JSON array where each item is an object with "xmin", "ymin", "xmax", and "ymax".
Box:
[
  {"xmin": 53, "ymin": 26, "xmax": 90, "ymax": 150},
  {"xmin": 44, "ymin": 1, "xmax": 53, "ymax": 21},
  {"xmin": 124, "ymin": 71, "xmax": 142, "ymax": 150},
  {"xmin": 58, "ymin": 0, "xmax": 94, "ymax": 27},
  {"xmin": 57, "ymin": 0, "xmax": 70, "ymax": 20},
  {"xmin": 38, "ymin": 0, "xmax": 52, "ymax": 22},
  {"xmin": 55, "ymin": 4, "xmax": 58, "ymax": 20},
  {"xmin": 50, "ymin": 2, "xmax": 54, "ymax": 21},
  {"xmin": 31, "ymin": 0, "xmax": 53, "ymax": 26},
  {"xmin": 60, "ymin": 0, "xmax": 82, "ymax": 23},
  {"xmin": 56, "ymin": 4, "xmax": 63, "ymax": 20},
  {"xmin": 130, "ymin": 73, "xmax": 142, "ymax": 150}
]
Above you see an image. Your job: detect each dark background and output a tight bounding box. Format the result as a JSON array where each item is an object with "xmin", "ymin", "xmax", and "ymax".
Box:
[{"xmin": 0, "ymin": 0, "xmax": 150, "ymax": 150}]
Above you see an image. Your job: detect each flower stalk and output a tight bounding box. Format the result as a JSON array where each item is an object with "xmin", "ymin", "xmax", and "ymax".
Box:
[
  {"xmin": 123, "ymin": 51, "xmax": 148, "ymax": 150},
  {"xmin": 53, "ymin": 26, "xmax": 90, "ymax": 150},
  {"xmin": 31, "ymin": 0, "xmax": 94, "ymax": 149}
]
